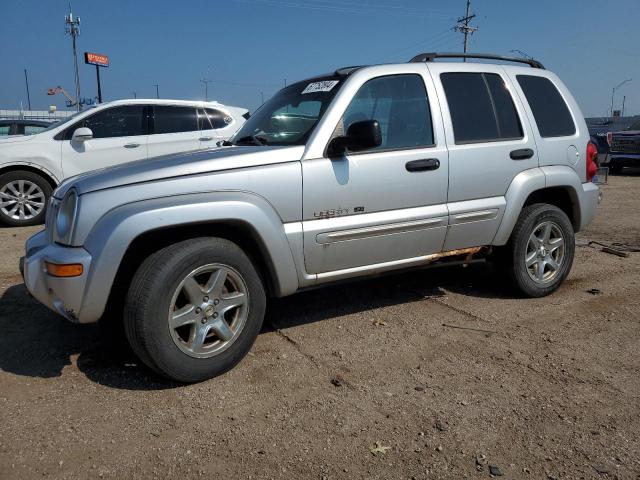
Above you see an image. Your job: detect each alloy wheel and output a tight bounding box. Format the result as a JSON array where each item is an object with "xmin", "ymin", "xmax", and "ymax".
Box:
[
  {"xmin": 168, "ymin": 263, "xmax": 249, "ymax": 359},
  {"xmin": 525, "ymin": 220, "xmax": 566, "ymax": 284},
  {"xmin": 0, "ymin": 180, "xmax": 46, "ymax": 221}
]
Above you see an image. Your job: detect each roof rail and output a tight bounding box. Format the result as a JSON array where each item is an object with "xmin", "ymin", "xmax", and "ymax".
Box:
[
  {"xmin": 409, "ymin": 52, "xmax": 545, "ymax": 69},
  {"xmin": 334, "ymin": 65, "xmax": 365, "ymax": 76}
]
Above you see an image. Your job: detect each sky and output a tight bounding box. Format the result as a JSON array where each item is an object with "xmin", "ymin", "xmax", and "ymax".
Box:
[{"xmin": 1, "ymin": 0, "xmax": 638, "ymax": 117}]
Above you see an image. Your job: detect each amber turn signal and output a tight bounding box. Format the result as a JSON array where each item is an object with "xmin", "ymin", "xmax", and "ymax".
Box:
[{"xmin": 45, "ymin": 262, "xmax": 83, "ymax": 277}]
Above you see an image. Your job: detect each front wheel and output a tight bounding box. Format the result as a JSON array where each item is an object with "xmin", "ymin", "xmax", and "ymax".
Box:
[
  {"xmin": 0, "ymin": 170, "xmax": 51, "ymax": 226},
  {"xmin": 124, "ymin": 237, "xmax": 266, "ymax": 382},
  {"xmin": 504, "ymin": 204, "xmax": 575, "ymax": 297}
]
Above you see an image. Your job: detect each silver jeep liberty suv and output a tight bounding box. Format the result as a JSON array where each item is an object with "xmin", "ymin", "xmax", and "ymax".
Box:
[{"xmin": 21, "ymin": 53, "xmax": 601, "ymax": 382}]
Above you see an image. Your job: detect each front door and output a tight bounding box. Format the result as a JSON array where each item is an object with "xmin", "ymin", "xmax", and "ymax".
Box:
[
  {"xmin": 61, "ymin": 105, "xmax": 149, "ymax": 178},
  {"xmin": 302, "ymin": 72, "xmax": 449, "ymax": 274}
]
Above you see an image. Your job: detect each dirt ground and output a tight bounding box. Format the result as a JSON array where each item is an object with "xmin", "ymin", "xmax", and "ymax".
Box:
[{"xmin": 1, "ymin": 172, "xmax": 639, "ymax": 480}]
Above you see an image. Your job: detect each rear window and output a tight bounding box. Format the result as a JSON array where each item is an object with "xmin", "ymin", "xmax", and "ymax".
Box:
[
  {"xmin": 517, "ymin": 75, "xmax": 576, "ymax": 138},
  {"xmin": 441, "ymin": 72, "xmax": 523, "ymax": 144}
]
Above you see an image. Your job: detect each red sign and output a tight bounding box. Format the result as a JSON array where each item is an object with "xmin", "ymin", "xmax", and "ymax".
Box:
[{"xmin": 84, "ymin": 52, "xmax": 109, "ymax": 67}]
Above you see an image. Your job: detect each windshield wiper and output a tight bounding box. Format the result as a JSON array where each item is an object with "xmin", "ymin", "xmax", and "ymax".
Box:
[{"xmin": 233, "ymin": 135, "xmax": 268, "ymax": 146}]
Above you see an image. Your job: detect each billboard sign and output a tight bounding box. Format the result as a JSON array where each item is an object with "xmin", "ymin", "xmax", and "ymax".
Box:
[{"xmin": 84, "ymin": 52, "xmax": 109, "ymax": 67}]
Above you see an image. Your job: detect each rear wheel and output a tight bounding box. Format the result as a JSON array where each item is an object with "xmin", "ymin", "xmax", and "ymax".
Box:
[
  {"xmin": 0, "ymin": 170, "xmax": 51, "ymax": 226},
  {"xmin": 504, "ymin": 204, "xmax": 575, "ymax": 297},
  {"xmin": 123, "ymin": 237, "xmax": 266, "ymax": 383}
]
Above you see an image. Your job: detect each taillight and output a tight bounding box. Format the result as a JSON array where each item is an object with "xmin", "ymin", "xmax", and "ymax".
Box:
[
  {"xmin": 606, "ymin": 131, "xmax": 613, "ymax": 146},
  {"xmin": 586, "ymin": 141, "xmax": 598, "ymax": 182}
]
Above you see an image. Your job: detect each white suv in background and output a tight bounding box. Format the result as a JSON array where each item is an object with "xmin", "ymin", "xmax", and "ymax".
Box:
[{"xmin": 0, "ymin": 99, "xmax": 248, "ymax": 226}]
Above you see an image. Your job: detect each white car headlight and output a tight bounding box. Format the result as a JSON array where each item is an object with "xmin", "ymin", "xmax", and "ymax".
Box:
[{"xmin": 54, "ymin": 189, "xmax": 78, "ymax": 244}]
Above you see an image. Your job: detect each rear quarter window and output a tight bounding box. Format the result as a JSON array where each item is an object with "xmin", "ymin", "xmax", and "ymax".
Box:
[{"xmin": 517, "ymin": 75, "xmax": 576, "ymax": 138}]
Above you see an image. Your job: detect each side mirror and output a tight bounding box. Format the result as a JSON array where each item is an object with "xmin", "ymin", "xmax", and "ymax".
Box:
[
  {"xmin": 327, "ymin": 119, "xmax": 382, "ymax": 157},
  {"xmin": 72, "ymin": 127, "xmax": 93, "ymax": 142}
]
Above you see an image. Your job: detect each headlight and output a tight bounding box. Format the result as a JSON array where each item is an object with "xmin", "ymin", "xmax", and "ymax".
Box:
[{"xmin": 54, "ymin": 189, "xmax": 78, "ymax": 244}]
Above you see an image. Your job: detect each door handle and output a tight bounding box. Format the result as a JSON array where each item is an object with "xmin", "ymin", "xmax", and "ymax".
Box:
[
  {"xmin": 405, "ymin": 158, "xmax": 440, "ymax": 172},
  {"xmin": 124, "ymin": 143, "xmax": 140, "ymax": 149},
  {"xmin": 199, "ymin": 136, "xmax": 214, "ymax": 141},
  {"xmin": 510, "ymin": 148, "xmax": 534, "ymax": 160}
]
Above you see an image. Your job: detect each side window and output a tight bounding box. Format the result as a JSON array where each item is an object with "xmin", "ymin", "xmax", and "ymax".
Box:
[
  {"xmin": 65, "ymin": 106, "xmax": 146, "ymax": 139},
  {"xmin": 203, "ymin": 108, "xmax": 233, "ymax": 130},
  {"xmin": 152, "ymin": 106, "xmax": 198, "ymax": 134},
  {"xmin": 0, "ymin": 125, "xmax": 10, "ymax": 136},
  {"xmin": 340, "ymin": 74, "xmax": 434, "ymax": 152},
  {"xmin": 25, "ymin": 125, "xmax": 46, "ymax": 135},
  {"xmin": 441, "ymin": 72, "xmax": 523, "ymax": 144},
  {"xmin": 517, "ymin": 75, "xmax": 576, "ymax": 138}
]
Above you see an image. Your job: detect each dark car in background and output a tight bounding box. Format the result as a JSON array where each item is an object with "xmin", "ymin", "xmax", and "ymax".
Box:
[
  {"xmin": 0, "ymin": 119, "xmax": 51, "ymax": 136},
  {"xmin": 604, "ymin": 118, "xmax": 640, "ymax": 173}
]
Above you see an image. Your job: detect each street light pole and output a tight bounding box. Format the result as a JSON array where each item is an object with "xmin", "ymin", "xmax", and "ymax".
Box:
[
  {"xmin": 24, "ymin": 69, "xmax": 31, "ymax": 110},
  {"xmin": 610, "ymin": 79, "xmax": 632, "ymax": 117},
  {"xmin": 153, "ymin": 84, "xmax": 159, "ymax": 99},
  {"xmin": 200, "ymin": 79, "xmax": 214, "ymax": 101}
]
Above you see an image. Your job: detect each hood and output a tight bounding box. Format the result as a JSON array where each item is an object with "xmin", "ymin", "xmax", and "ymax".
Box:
[
  {"xmin": 0, "ymin": 135, "xmax": 36, "ymax": 145},
  {"xmin": 56, "ymin": 145, "xmax": 305, "ymax": 197}
]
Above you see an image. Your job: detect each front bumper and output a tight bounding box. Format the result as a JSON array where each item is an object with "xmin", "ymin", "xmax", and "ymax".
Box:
[
  {"xmin": 603, "ymin": 153, "xmax": 640, "ymax": 167},
  {"xmin": 21, "ymin": 230, "xmax": 93, "ymax": 323}
]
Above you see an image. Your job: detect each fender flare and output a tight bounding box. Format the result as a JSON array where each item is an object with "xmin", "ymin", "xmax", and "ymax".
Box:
[
  {"xmin": 0, "ymin": 160, "xmax": 61, "ymax": 185},
  {"xmin": 78, "ymin": 191, "xmax": 299, "ymax": 322}
]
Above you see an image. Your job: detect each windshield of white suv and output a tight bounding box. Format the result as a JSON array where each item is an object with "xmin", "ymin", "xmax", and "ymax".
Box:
[
  {"xmin": 39, "ymin": 108, "xmax": 94, "ymax": 134},
  {"xmin": 231, "ymin": 76, "xmax": 343, "ymax": 146}
]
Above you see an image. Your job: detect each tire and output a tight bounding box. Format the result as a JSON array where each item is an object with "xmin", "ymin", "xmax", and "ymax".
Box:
[
  {"xmin": 609, "ymin": 163, "xmax": 623, "ymax": 175},
  {"xmin": 0, "ymin": 170, "xmax": 52, "ymax": 227},
  {"xmin": 123, "ymin": 237, "xmax": 266, "ymax": 383},
  {"xmin": 504, "ymin": 203, "xmax": 575, "ymax": 298}
]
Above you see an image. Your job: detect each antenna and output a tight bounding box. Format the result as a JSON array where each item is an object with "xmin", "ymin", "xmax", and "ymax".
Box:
[
  {"xmin": 64, "ymin": 2, "xmax": 81, "ymax": 111},
  {"xmin": 453, "ymin": 0, "xmax": 478, "ymax": 60}
]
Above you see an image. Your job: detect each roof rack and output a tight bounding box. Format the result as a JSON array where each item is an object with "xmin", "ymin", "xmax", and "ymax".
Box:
[
  {"xmin": 409, "ymin": 52, "xmax": 545, "ymax": 69},
  {"xmin": 335, "ymin": 65, "xmax": 365, "ymax": 76}
]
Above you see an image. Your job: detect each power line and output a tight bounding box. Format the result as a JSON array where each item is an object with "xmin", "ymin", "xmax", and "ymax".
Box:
[
  {"xmin": 453, "ymin": 0, "xmax": 478, "ymax": 57},
  {"xmin": 232, "ymin": 0, "xmax": 454, "ymax": 18}
]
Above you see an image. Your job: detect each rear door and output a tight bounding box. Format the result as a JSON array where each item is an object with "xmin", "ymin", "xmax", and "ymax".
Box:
[
  {"xmin": 147, "ymin": 105, "xmax": 201, "ymax": 158},
  {"xmin": 428, "ymin": 63, "xmax": 539, "ymax": 250},
  {"xmin": 302, "ymin": 70, "xmax": 449, "ymax": 274},
  {"xmin": 60, "ymin": 105, "xmax": 149, "ymax": 177}
]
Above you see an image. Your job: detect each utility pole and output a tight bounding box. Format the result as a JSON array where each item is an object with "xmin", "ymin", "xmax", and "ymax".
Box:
[
  {"xmin": 64, "ymin": 2, "xmax": 81, "ymax": 111},
  {"xmin": 610, "ymin": 79, "xmax": 631, "ymax": 117},
  {"xmin": 200, "ymin": 79, "xmax": 214, "ymax": 101},
  {"xmin": 453, "ymin": 0, "xmax": 478, "ymax": 59},
  {"xmin": 153, "ymin": 84, "xmax": 160, "ymax": 99},
  {"xmin": 132, "ymin": 91, "xmax": 137, "ymax": 99},
  {"xmin": 24, "ymin": 69, "xmax": 31, "ymax": 110}
]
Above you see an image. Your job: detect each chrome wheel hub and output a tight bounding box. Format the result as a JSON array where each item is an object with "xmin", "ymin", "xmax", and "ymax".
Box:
[
  {"xmin": 168, "ymin": 264, "xmax": 249, "ymax": 359},
  {"xmin": 525, "ymin": 221, "xmax": 566, "ymax": 285},
  {"xmin": 0, "ymin": 180, "xmax": 45, "ymax": 221}
]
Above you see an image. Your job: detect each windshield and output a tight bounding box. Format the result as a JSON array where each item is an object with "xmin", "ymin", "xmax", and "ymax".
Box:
[
  {"xmin": 627, "ymin": 120, "xmax": 640, "ymax": 131},
  {"xmin": 39, "ymin": 109, "xmax": 93, "ymax": 133},
  {"xmin": 231, "ymin": 76, "xmax": 343, "ymax": 146}
]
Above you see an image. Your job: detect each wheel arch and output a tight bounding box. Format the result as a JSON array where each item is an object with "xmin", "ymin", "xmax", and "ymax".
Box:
[
  {"xmin": 78, "ymin": 192, "xmax": 300, "ymax": 323},
  {"xmin": 493, "ymin": 167, "xmax": 583, "ymax": 245},
  {"xmin": 0, "ymin": 163, "xmax": 60, "ymax": 189}
]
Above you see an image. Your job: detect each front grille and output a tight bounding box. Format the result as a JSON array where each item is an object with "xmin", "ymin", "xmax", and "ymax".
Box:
[{"xmin": 611, "ymin": 137, "xmax": 640, "ymax": 154}]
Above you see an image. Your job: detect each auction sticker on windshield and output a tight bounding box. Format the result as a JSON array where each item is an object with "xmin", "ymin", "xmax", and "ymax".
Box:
[{"xmin": 302, "ymin": 80, "xmax": 339, "ymax": 94}]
